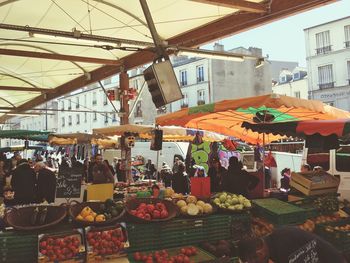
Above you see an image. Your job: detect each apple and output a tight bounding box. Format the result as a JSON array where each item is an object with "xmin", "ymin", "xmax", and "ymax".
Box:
[{"xmin": 160, "ymin": 210, "xmax": 169, "ymax": 219}]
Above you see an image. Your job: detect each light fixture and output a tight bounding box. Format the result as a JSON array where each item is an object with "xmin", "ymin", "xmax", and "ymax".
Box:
[
  {"xmin": 175, "ymin": 47, "xmax": 244, "ymax": 62},
  {"xmin": 29, "ymin": 31, "xmax": 121, "ymax": 48},
  {"xmin": 6, "ymin": 113, "xmax": 41, "ymax": 117}
]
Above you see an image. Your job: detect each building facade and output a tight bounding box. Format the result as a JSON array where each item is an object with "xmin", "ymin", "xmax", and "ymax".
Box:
[
  {"xmin": 272, "ymin": 67, "xmax": 308, "ymax": 99},
  {"xmin": 304, "ymin": 16, "xmax": 350, "ymax": 110}
]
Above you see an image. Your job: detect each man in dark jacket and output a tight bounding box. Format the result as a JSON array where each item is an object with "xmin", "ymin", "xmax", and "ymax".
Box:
[
  {"xmin": 171, "ymin": 161, "xmax": 189, "ymax": 194},
  {"xmin": 11, "ymin": 159, "xmax": 37, "ymax": 204},
  {"xmin": 35, "ymin": 162, "xmax": 57, "ymax": 203}
]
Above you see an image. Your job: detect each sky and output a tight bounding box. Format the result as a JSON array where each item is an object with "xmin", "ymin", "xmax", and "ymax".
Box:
[{"xmin": 204, "ymin": 0, "xmax": 350, "ymax": 67}]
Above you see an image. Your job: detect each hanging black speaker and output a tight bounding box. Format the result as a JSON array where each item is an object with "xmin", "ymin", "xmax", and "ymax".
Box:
[{"xmin": 150, "ymin": 129, "xmax": 163, "ymax": 151}]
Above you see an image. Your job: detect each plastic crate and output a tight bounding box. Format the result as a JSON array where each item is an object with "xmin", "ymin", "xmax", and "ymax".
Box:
[
  {"xmin": 126, "ymin": 214, "xmax": 234, "ymax": 253},
  {"xmin": 253, "ymin": 198, "xmax": 307, "ymax": 225},
  {"xmin": 288, "ymin": 198, "xmax": 320, "ymax": 218},
  {"xmin": 128, "ymin": 246, "xmax": 216, "ymax": 263},
  {"xmin": 315, "ymin": 218, "xmax": 350, "ymax": 253}
]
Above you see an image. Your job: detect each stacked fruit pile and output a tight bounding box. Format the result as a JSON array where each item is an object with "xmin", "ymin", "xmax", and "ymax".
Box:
[
  {"xmin": 39, "ymin": 234, "xmax": 83, "ymax": 262},
  {"xmin": 130, "ymin": 202, "xmax": 169, "ymax": 220},
  {"xmin": 212, "ymin": 192, "xmax": 251, "ymax": 211},
  {"xmin": 86, "ymin": 227, "xmax": 126, "ymax": 257},
  {"xmin": 299, "ymin": 214, "xmax": 341, "ymax": 232},
  {"xmin": 314, "ymin": 195, "xmax": 339, "ymax": 214},
  {"xmin": 133, "ymin": 247, "xmax": 197, "ymax": 263},
  {"xmin": 325, "ymin": 224, "xmax": 350, "ymax": 232},
  {"xmin": 176, "ymin": 196, "xmax": 213, "ymax": 216},
  {"xmin": 251, "ymin": 217, "xmax": 274, "ymax": 237},
  {"xmin": 75, "ymin": 199, "xmax": 124, "ymax": 223}
]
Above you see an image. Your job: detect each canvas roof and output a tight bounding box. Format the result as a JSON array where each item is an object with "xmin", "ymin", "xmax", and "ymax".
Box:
[{"xmin": 0, "ymin": 0, "xmax": 335, "ymax": 120}]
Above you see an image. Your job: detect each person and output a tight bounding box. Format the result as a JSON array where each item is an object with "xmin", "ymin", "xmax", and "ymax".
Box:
[
  {"xmin": 87, "ymin": 155, "xmax": 97, "ymax": 183},
  {"xmin": 160, "ymin": 164, "xmax": 172, "ymax": 187},
  {"xmin": 208, "ymin": 157, "xmax": 227, "ymax": 193},
  {"xmin": 0, "ymin": 160, "xmax": 5, "ymax": 196},
  {"xmin": 145, "ymin": 159, "xmax": 156, "ymax": 179},
  {"xmin": 11, "ymin": 159, "xmax": 37, "ymax": 204},
  {"xmin": 313, "ymin": 166, "xmax": 323, "ymax": 172},
  {"xmin": 115, "ymin": 159, "xmax": 124, "ymax": 182},
  {"xmin": 103, "ymin": 160, "xmax": 115, "ymax": 176},
  {"xmin": 92, "ymin": 163, "xmax": 115, "ymax": 184},
  {"xmin": 34, "ymin": 162, "xmax": 56, "ymax": 203},
  {"xmin": 301, "ymin": 164, "xmax": 312, "ymax": 173},
  {"xmin": 224, "ymin": 156, "xmax": 259, "ymax": 197},
  {"xmin": 82, "ymin": 159, "xmax": 89, "ymax": 183},
  {"xmin": 237, "ymin": 226, "xmax": 346, "ymax": 263},
  {"xmin": 171, "ymin": 161, "xmax": 189, "ymax": 194},
  {"xmin": 280, "ymin": 168, "xmax": 291, "ymax": 191},
  {"xmin": 172, "ymin": 157, "xmax": 180, "ymax": 174},
  {"xmin": 194, "ymin": 166, "xmax": 206, "ymax": 177}
]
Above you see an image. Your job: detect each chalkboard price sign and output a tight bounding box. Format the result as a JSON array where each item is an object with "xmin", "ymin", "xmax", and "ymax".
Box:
[{"xmin": 56, "ymin": 172, "xmax": 82, "ymax": 199}]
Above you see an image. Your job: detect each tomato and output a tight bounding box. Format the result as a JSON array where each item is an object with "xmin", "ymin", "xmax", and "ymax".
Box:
[
  {"xmin": 134, "ymin": 252, "xmax": 142, "ymax": 261},
  {"xmin": 147, "ymin": 204, "xmax": 155, "ymax": 213},
  {"xmin": 40, "ymin": 249, "xmax": 47, "ymax": 255},
  {"xmin": 137, "ymin": 212, "xmax": 145, "ymax": 219},
  {"xmin": 176, "ymin": 255, "xmax": 184, "ymax": 263},
  {"xmin": 144, "ymin": 213, "xmax": 152, "ymax": 220},
  {"xmin": 106, "ymin": 248, "xmax": 112, "ymax": 254},
  {"xmin": 40, "ymin": 241, "xmax": 47, "ymax": 248},
  {"xmin": 183, "ymin": 256, "xmax": 190, "ymax": 263},
  {"xmin": 100, "ymin": 248, "xmax": 106, "ymax": 255},
  {"xmin": 180, "ymin": 248, "xmax": 186, "ymax": 254},
  {"xmin": 160, "ymin": 210, "xmax": 169, "ymax": 219}
]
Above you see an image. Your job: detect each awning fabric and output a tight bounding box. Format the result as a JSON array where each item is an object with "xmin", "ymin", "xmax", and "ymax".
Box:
[
  {"xmin": 241, "ymin": 119, "xmax": 350, "ymax": 138},
  {"xmin": 156, "ymin": 94, "xmax": 350, "ymax": 144},
  {"xmin": 48, "ymin": 133, "xmax": 118, "ymax": 148},
  {"xmin": 0, "ymin": 130, "xmax": 50, "ymax": 140},
  {"xmin": 0, "ymin": 0, "xmax": 335, "ymax": 120}
]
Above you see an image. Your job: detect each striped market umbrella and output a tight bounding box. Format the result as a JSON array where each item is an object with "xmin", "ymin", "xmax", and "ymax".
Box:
[{"xmin": 156, "ymin": 94, "xmax": 350, "ymax": 144}]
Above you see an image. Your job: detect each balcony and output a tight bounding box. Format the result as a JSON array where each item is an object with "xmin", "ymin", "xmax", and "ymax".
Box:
[
  {"xmin": 197, "ymin": 77, "xmax": 204, "ymax": 83},
  {"xmin": 68, "ymin": 122, "xmax": 72, "ymax": 126},
  {"xmin": 92, "ymin": 100, "xmax": 97, "ymax": 105},
  {"xmin": 316, "ymin": 45, "xmax": 332, "ymax": 55},
  {"xmin": 197, "ymin": 100, "xmax": 205, "ymax": 105},
  {"xmin": 318, "ymin": 82, "xmax": 335, "ymax": 89},
  {"xmin": 103, "ymin": 100, "xmax": 108, "ymax": 105},
  {"xmin": 180, "ymin": 81, "xmax": 187, "ymax": 87},
  {"xmin": 68, "ymin": 106, "xmax": 72, "ymax": 110},
  {"xmin": 76, "ymin": 104, "xmax": 80, "ymax": 109}
]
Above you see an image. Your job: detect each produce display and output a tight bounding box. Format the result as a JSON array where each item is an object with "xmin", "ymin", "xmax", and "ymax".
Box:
[
  {"xmin": 314, "ymin": 195, "xmax": 339, "ymax": 214},
  {"xmin": 38, "ymin": 230, "xmax": 85, "ymax": 262},
  {"xmin": 201, "ymin": 240, "xmax": 234, "ymax": 258},
  {"xmin": 176, "ymin": 196, "xmax": 213, "ymax": 216},
  {"xmin": 0, "ymin": 204, "xmax": 5, "ymax": 218},
  {"xmin": 325, "ymin": 224, "xmax": 350, "ymax": 232},
  {"xmin": 75, "ymin": 199, "xmax": 124, "ymax": 223},
  {"xmin": 212, "ymin": 192, "xmax": 251, "ymax": 211},
  {"xmin": 130, "ymin": 202, "xmax": 169, "ymax": 220},
  {"xmin": 251, "ymin": 217, "xmax": 274, "ymax": 237},
  {"xmin": 86, "ymin": 224, "xmax": 129, "ymax": 262},
  {"xmin": 31, "ymin": 207, "xmax": 48, "ymax": 226},
  {"xmin": 132, "ymin": 247, "xmax": 198, "ymax": 263},
  {"xmin": 299, "ymin": 214, "xmax": 341, "ymax": 232}
]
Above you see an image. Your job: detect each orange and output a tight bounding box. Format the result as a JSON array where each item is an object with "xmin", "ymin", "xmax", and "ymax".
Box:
[
  {"xmin": 95, "ymin": 214, "xmax": 106, "ymax": 222},
  {"xmin": 84, "ymin": 215, "xmax": 94, "ymax": 222}
]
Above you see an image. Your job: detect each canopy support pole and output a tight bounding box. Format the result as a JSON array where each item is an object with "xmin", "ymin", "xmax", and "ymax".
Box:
[{"xmin": 120, "ymin": 71, "xmax": 133, "ymax": 183}]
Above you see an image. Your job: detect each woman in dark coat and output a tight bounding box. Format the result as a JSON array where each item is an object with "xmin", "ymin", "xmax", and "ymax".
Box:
[
  {"xmin": 171, "ymin": 161, "xmax": 189, "ymax": 194},
  {"xmin": 224, "ymin": 156, "xmax": 259, "ymax": 197},
  {"xmin": 208, "ymin": 157, "xmax": 227, "ymax": 193},
  {"xmin": 11, "ymin": 159, "xmax": 37, "ymax": 204}
]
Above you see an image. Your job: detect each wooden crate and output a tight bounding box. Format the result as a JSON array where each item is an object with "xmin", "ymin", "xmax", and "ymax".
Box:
[{"xmin": 290, "ymin": 171, "xmax": 339, "ymax": 196}]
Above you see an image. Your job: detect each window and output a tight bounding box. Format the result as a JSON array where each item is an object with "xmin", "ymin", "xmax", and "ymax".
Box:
[
  {"xmin": 92, "ymin": 92, "xmax": 97, "ymax": 105},
  {"xmin": 318, "ymin": 64, "xmax": 334, "ymax": 89},
  {"xmin": 345, "ymin": 25, "xmax": 350, "ymax": 48},
  {"xmin": 76, "ymin": 114, "xmax": 80, "ymax": 124},
  {"xmin": 104, "ymin": 78, "xmax": 111, "ymax": 85},
  {"xmin": 293, "ymin": 73, "xmax": 300, "ymax": 80},
  {"xmin": 315, "ymin": 31, "xmax": 331, "ymax": 54},
  {"xmin": 68, "ymin": 115, "xmax": 72, "ymax": 126},
  {"xmin": 181, "ymin": 93, "xmax": 188, "ymax": 108},
  {"xmin": 93, "ymin": 111, "xmax": 97, "ymax": 121},
  {"xmin": 61, "ymin": 101, "xmax": 64, "ymax": 111},
  {"xmin": 197, "ymin": 89, "xmax": 205, "ymax": 105},
  {"xmin": 103, "ymin": 93, "xmax": 108, "ymax": 105},
  {"xmin": 133, "ymin": 79, "xmax": 139, "ymax": 89},
  {"xmin": 111, "ymin": 113, "xmax": 117, "ymax": 122},
  {"xmin": 84, "ymin": 94, "xmax": 87, "ymax": 107},
  {"xmin": 196, "ymin": 65, "xmax": 204, "ymax": 82},
  {"xmin": 294, "ymin": 91, "xmax": 301, "ymax": 99},
  {"xmin": 68, "ymin": 99, "xmax": 72, "ymax": 110},
  {"xmin": 134, "ymin": 101, "xmax": 143, "ymax": 118},
  {"xmin": 104, "ymin": 113, "xmax": 108, "ymax": 123},
  {"xmin": 179, "ymin": 70, "xmax": 187, "ymax": 86},
  {"xmin": 76, "ymin": 97, "xmax": 80, "ymax": 108},
  {"xmin": 61, "ymin": 117, "xmax": 65, "ymax": 127},
  {"xmin": 84, "ymin": 112, "xmax": 87, "ymax": 122},
  {"xmin": 281, "ymin": 76, "xmax": 286, "ymax": 83}
]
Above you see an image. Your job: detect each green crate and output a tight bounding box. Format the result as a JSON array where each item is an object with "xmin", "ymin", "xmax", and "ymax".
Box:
[
  {"xmin": 128, "ymin": 246, "xmax": 216, "ymax": 263},
  {"xmin": 253, "ymin": 198, "xmax": 307, "ymax": 225},
  {"xmin": 127, "ymin": 214, "xmax": 234, "ymax": 253},
  {"xmin": 315, "ymin": 218, "xmax": 350, "ymax": 252}
]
